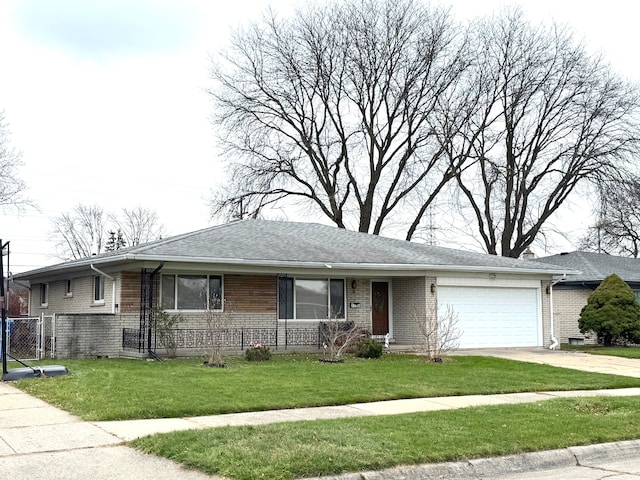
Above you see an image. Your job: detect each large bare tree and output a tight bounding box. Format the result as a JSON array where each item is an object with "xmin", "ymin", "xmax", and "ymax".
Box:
[
  {"xmin": 52, "ymin": 204, "xmax": 107, "ymax": 260},
  {"xmin": 114, "ymin": 206, "xmax": 166, "ymax": 247},
  {"xmin": 51, "ymin": 204, "xmax": 166, "ymax": 260},
  {"xmin": 0, "ymin": 111, "xmax": 33, "ymax": 211},
  {"xmin": 579, "ymin": 177, "xmax": 640, "ymax": 257},
  {"xmin": 449, "ymin": 8, "xmax": 640, "ymax": 257},
  {"xmin": 209, "ymin": 0, "xmax": 472, "ymax": 236}
]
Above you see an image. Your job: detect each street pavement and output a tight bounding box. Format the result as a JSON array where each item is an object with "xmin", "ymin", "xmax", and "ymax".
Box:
[{"xmin": 0, "ymin": 348, "xmax": 639, "ymax": 479}]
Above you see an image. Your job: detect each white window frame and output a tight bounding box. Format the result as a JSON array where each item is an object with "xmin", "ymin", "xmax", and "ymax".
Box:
[
  {"xmin": 160, "ymin": 274, "xmax": 224, "ymax": 311},
  {"xmin": 278, "ymin": 277, "xmax": 346, "ymax": 321},
  {"xmin": 64, "ymin": 279, "xmax": 73, "ymax": 297},
  {"xmin": 93, "ymin": 276, "xmax": 105, "ymax": 304}
]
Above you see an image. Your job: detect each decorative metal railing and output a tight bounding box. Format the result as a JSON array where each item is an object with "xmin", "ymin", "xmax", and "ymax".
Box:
[{"xmin": 123, "ymin": 326, "xmax": 318, "ymax": 352}]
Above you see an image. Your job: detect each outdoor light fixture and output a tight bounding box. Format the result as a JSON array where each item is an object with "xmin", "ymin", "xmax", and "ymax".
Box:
[
  {"xmin": 351, "ymin": 279, "xmax": 357, "ymax": 290},
  {"xmin": 430, "ymin": 283, "xmax": 436, "ymax": 294}
]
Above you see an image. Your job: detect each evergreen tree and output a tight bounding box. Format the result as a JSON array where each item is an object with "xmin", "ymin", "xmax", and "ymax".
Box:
[
  {"xmin": 579, "ymin": 273, "xmax": 640, "ymax": 346},
  {"xmin": 105, "ymin": 229, "xmax": 126, "ymax": 252}
]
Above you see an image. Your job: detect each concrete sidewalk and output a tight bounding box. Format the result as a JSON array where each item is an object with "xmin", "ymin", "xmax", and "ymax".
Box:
[
  {"xmin": 1, "ymin": 349, "xmax": 640, "ymax": 479},
  {"xmin": 91, "ymin": 387, "xmax": 640, "ymax": 441}
]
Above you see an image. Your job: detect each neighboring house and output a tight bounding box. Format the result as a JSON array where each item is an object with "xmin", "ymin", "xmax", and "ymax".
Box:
[
  {"xmin": 14, "ymin": 219, "xmax": 571, "ymax": 358},
  {"xmin": 536, "ymin": 251, "xmax": 640, "ymax": 345}
]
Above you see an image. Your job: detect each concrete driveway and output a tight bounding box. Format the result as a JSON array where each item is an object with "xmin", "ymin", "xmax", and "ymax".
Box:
[{"xmin": 455, "ymin": 347, "xmax": 640, "ymax": 378}]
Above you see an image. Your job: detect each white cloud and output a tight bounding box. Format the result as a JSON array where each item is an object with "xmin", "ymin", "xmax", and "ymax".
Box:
[{"xmin": 11, "ymin": 0, "xmax": 207, "ymax": 60}]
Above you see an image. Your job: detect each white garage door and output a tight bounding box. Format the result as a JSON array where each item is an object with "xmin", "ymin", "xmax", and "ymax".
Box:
[{"xmin": 437, "ymin": 286, "xmax": 541, "ymax": 348}]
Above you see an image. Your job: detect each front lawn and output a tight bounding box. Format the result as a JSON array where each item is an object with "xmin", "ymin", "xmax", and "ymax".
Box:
[
  {"xmin": 132, "ymin": 396, "xmax": 640, "ymax": 480},
  {"xmin": 561, "ymin": 344, "xmax": 640, "ymax": 358},
  {"xmin": 13, "ymin": 354, "xmax": 640, "ymax": 421}
]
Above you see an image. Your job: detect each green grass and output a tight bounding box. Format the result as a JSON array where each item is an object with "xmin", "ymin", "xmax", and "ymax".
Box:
[
  {"xmin": 131, "ymin": 396, "xmax": 640, "ymax": 480},
  {"xmin": 561, "ymin": 344, "xmax": 640, "ymax": 358},
  {"xmin": 13, "ymin": 354, "xmax": 640, "ymax": 421}
]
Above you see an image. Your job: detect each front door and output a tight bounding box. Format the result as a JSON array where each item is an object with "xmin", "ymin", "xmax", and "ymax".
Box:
[{"xmin": 372, "ymin": 281, "xmax": 389, "ymax": 335}]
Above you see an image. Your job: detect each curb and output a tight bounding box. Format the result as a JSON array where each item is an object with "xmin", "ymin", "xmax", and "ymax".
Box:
[{"xmin": 301, "ymin": 439, "xmax": 640, "ymax": 480}]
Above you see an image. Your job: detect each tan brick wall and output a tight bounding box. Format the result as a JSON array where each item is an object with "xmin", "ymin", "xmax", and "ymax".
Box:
[
  {"xmin": 31, "ymin": 275, "xmax": 117, "ymax": 315},
  {"xmin": 54, "ymin": 313, "xmax": 124, "ymax": 358},
  {"xmin": 392, "ymin": 276, "xmax": 434, "ymax": 344},
  {"xmin": 552, "ymin": 288, "xmax": 596, "ymax": 344},
  {"xmin": 345, "ymin": 278, "xmax": 372, "ymax": 329}
]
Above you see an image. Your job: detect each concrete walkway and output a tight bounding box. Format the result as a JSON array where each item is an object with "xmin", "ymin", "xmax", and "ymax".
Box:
[
  {"xmin": 1, "ymin": 349, "xmax": 640, "ymax": 479},
  {"xmin": 457, "ymin": 347, "xmax": 640, "ymax": 378}
]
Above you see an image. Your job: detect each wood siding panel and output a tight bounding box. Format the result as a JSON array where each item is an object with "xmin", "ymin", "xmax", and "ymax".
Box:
[
  {"xmin": 225, "ymin": 274, "xmax": 277, "ymax": 313},
  {"xmin": 120, "ymin": 271, "xmax": 142, "ymax": 313}
]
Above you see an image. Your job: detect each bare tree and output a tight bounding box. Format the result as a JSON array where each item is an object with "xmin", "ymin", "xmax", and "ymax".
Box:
[
  {"xmin": 579, "ymin": 177, "xmax": 640, "ymax": 257},
  {"xmin": 51, "ymin": 204, "xmax": 165, "ymax": 260},
  {"xmin": 112, "ymin": 206, "xmax": 166, "ymax": 247},
  {"xmin": 209, "ymin": 0, "xmax": 472, "ymax": 236},
  {"xmin": 448, "ymin": 8, "xmax": 640, "ymax": 257},
  {"xmin": 51, "ymin": 204, "xmax": 107, "ymax": 260},
  {"xmin": 0, "ymin": 111, "xmax": 33, "ymax": 211},
  {"xmin": 204, "ymin": 299, "xmax": 232, "ymax": 367},
  {"xmin": 413, "ymin": 304, "xmax": 462, "ymax": 362},
  {"xmin": 320, "ymin": 319, "xmax": 367, "ymax": 362}
]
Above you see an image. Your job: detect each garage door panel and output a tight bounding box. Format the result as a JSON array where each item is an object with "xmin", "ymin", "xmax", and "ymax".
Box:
[{"xmin": 438, "ymin": 286, "xmax": 541, "ymax": 349}]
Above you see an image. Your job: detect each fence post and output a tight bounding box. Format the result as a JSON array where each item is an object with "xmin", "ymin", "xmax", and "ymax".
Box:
[
  {"xmin": 51, "ymin": 314, "xmax": 56, "ymax": 359},
  {"xmin": 37, "ymin": 314, "xmax": 43, "ymax": 360}
]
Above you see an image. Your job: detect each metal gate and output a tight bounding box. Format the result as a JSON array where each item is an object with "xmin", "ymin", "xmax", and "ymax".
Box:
[{"xmin": 5, "ymin": 314, "xmax": 56, "ymax": 360}]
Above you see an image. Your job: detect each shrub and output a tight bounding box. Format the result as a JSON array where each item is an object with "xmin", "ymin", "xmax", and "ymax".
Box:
[
  {"xmin": 154, "ymin": 310, "xmax": 185, "ymax": 357},
  {"xmin": 245, "ymin": 343, "xmax": 271, "ymax": 361},
  {"xmin": 320, "ymin": 320, "xmax": 366, "ymax": 361},
  {"xmin": 356, "ymin": 338, "xmax": 383, "ymax": 358},
  {"xmin": 579, "ymin": 273, "xmax": 640, "ymax": 346}
]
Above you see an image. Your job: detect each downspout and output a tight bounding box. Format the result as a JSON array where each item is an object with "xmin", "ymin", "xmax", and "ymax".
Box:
[
  {"xmin": 91, "ymin": 264, "xmax": 116, "ymax": 314},
  {"xmin": 548, "ymin": 274, "xmax": 566, "ymax": 350}
]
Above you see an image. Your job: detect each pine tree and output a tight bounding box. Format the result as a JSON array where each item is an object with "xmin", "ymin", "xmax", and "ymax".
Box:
[{"xmin": 579, "ymin": 273, "xmax": 640, "ymax": 346}]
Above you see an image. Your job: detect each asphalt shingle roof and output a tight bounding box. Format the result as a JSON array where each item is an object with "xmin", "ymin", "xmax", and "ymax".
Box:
[
  {"xmin": 16, "ymin": 219, "xmax": 571, "ymax": 278},
  {"xmin": 536, "ymin": 251, "xmax": 640, "ymax": 283}
]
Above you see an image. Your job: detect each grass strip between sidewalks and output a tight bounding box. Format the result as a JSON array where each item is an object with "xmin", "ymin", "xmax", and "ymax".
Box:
[
  {"xmin": 14, "ymin": 354, "xmax": 640, "ymax": 421},
  {"xmin": 132, "ymin": 396, "xmax": 640, "ymax": 480}
]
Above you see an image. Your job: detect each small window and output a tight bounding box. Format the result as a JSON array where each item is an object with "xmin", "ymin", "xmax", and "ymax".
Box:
[
  {"xmin": 94, "ymin": 276, "xmax": 105, "ymax": 302},
  {"xmin": 39, "ymin": 283, "xmax": 49, "ymax": 306},
  {"xmin": 65, "ymin": 279, "xmax": 73, "ymax": 297}
]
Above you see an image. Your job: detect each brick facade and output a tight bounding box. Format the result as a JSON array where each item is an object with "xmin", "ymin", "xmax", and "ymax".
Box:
[
  {"xmin": 552, "ymin": 287, "xmax": 596, "ymax": 345},
  {"xmin": 30, "ymin": 269, "xmax": 557, "ymax": 358}
]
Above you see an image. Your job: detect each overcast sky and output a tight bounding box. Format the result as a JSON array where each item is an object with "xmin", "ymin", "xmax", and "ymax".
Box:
[{"xmin": 0, "ymin": 0, "xmax": 638, "ymax": 272}]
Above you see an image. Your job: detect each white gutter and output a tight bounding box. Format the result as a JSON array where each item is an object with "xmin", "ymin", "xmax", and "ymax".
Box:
[
  {"xmin": 90, "ymin": 264, "xmax": 116, "ymax": 314},
  {"xmin": 548, "ymin": 274, "xmax": 567, "ymax": 350},
  {"xmin": 118, "ymin": 254, "xmax": 574, "ymax": 276}
]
